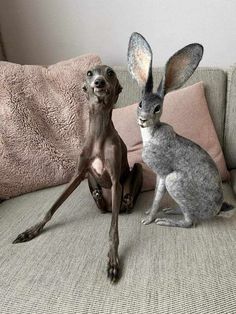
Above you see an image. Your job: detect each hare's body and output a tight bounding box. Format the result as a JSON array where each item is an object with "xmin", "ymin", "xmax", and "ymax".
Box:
[
  {"xmin": 141, "ymin": 123, "xmax": 223, "ymax": 222},
  {"xmin": 127, "ymin": 32, "xmax": 233, "ymax": 228}
]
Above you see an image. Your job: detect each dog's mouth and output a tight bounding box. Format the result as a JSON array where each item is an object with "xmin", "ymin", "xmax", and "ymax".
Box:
[{"xmin": 93, "ymin": 87, "xmax": 110, "ymax": 97}]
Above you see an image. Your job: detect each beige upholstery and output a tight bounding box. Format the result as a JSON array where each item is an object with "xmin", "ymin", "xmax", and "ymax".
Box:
[
  {"xmin": 0, "ymin": 31, "xmax": 5, "ymax": 61},
  {"xmin": 225, "ymin": 65, "xmax": 236, "ymax": 169},
  {"xmin": 230, "ymin": 169, "xmax": 236, "ymax": 195},
  {"xmin": 0, "ymin": 180, "xmax": 235, "ymax": 314}
]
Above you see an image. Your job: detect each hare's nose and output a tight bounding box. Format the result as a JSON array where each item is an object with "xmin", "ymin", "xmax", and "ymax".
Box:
[{"xmin": 140, "ymin": 118, "xmax": 147, "ymax": 123}]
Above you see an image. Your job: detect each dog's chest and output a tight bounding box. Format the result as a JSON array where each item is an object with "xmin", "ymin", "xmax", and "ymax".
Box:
[{"xmin": 91, "ymin": 157, "xmax": 104, "ymax": 175}]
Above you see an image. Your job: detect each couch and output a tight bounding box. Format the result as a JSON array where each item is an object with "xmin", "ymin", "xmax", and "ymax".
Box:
[{"xmin": 0, "ymin": 66, "xmax": 236, "ymax": 314}]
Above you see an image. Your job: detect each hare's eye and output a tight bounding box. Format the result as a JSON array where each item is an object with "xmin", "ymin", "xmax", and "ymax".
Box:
[
  {"xmin": 154, "ymin": 105, "xmax": 161, "ymax": 113},
  {"xmin": 138, "ymin": 102, "xmax": 142, "ymax": 109},
  {"xmin": 87, "ymin": 70, "xmax": 93, "ymax": 77}
]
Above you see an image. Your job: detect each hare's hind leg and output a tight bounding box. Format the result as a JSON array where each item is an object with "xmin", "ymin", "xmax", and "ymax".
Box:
[
  {"xmin": 155, "ymin": 212, "xmax": 193, "ymax": 228},
  {"xmin": 121, "ymin": 163, "xmax": 143, "ymax": 213},
  {"xmin": 163, "ymin": 207, "xmax": 182, "ymax": 215},
  {"xmin": 156, "ymin": 172, "xmax": 194, "ymax": 228}
]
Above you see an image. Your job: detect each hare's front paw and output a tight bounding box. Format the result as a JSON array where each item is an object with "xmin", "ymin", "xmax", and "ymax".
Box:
[{"xmin": 141, "ymin": 214, "xmax": 155, "ymax": 225}]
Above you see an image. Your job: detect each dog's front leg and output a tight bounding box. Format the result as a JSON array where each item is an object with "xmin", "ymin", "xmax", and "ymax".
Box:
[
  {"xmin": 13, "ymin": 151, "xmax": 89, "ymax": 243},
  {"xmin": 107, "ymin": 179, "xmax": 122, "ymax": 282},
  {"xmin": 105, "ymin": 148, "xmax": 122, "ymax": 282}
]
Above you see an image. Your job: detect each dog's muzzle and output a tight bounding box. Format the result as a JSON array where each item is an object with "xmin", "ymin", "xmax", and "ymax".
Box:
[{"xmin": 92, "ymin": 77, "xmax": 110, "ymax": 97}]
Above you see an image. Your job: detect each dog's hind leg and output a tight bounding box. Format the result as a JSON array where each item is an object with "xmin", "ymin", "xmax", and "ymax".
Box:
[
  {"xmin": 121, "ymin": 163, "xmax": 143, "ymax": 213},
  {"xmin": 88, "ymin": 173, "xmax": 109, "ymax": 213}
]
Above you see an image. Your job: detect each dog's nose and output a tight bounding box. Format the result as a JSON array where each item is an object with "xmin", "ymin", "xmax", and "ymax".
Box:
[{"xmin": 94, "ymin": 78, "xmax": 106, "ymax": 88}]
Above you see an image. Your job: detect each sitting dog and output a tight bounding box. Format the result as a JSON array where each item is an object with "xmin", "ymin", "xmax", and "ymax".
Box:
[{"xmin": 13, "ymin": 65, "xmax": 143, "ymax": 282}]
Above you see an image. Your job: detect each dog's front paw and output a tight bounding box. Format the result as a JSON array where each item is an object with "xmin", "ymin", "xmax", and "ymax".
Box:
[
  {"xmin": 13, "ymin": 223, "xmax": 44, "ymax": 244},
  {"xmin": 107, "ymin": 251, "xmax": 120, "ymax": 283},
  {"xmin": 141, "ymin": 214, "xmax": 155, "ymax": 225}
]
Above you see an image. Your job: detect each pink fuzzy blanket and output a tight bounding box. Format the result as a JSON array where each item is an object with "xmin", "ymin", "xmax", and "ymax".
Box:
[{"xmin": 0, "ymin": 54, "xmax": 101, "ymax": 199}]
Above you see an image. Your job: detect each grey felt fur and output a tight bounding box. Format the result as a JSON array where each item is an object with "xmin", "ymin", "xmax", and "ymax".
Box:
[{"xmin": 127, "ymin": 32, "xmax": 232, "ymax": 228}]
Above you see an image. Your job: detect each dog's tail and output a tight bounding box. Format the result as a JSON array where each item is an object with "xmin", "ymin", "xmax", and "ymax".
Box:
[{"xmin": 218, "ymin": 202, "xmax": 236, "ymax": 218}]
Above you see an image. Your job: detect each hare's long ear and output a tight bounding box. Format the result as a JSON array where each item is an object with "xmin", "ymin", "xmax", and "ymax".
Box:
[
  {"xmin": 127, "ymin": 32, "xmax": 153, "ymax": 94},
  {"xmin": 158, "ymin": 43, "xmax": 203, "ymax": 97}
]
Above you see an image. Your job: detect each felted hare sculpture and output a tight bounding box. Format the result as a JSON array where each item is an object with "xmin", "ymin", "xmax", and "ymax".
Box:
[{"xmin": 127, "ymin": 32, "xmax": 234, "ymax": 228}]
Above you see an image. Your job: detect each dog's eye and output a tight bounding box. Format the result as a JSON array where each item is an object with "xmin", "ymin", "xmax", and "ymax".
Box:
[
  {"xmin": 107, "ymin": 68, "xmax": 114, "ymax": 77},
  {"xmin": 138, "ymin": 102, "xmax": 142, "ymax": 109},
  {"xmin": 154, "ymin": 105, "xmax": 161, "ymax": 113},
  {"xmin": 87, "ymin": 70, "xmax": 93, "ymax": 77}
]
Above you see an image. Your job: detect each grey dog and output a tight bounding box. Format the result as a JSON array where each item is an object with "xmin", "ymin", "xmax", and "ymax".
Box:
[{"xmin": 13, "ymin": 65, "xmax": 143, "ymax": 282}]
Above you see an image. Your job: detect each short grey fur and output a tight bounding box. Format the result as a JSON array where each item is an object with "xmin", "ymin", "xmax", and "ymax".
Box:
[{"xmin": 127, "ymin": 32, "xmax": 233, "ymax": 228}]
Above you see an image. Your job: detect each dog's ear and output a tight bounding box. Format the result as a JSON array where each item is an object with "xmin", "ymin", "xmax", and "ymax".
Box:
[
  {"xmin": 82, "ymin": 83, "xmax": 87, "ymax": 92},
  {"xmin": 82, "ymin": 83, "xmax": 89, "ymax": 100},
  {"xmin": 116, "ymin": 82, "xmax": 123, "ymax": 95}
]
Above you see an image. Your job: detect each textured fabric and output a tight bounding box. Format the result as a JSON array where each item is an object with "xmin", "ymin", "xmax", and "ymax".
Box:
[
  {"xmin": 230, "ymin": 169, "xmax": 236, "ymax": 195},
  {"xmin": 0, "ymin": 30, "xmax": 6, "ymax": 61},
  {"xmin": 114, "ymin": 67, "xmax": 227, "ymax": 146},
  {"xmin": 224, "ymin": 65, "xmax": 236, "ymax": 169},
  {"xmin": 0, "ymin": 180, "xmax": 235, "ymax": 314},
  {"xmin": 0, "ymin": 54, "xmax": 101, "ymax": 199},
  {"xmin": 112, "ymin": 83, "xmax": 229, "ymax": 191},
  {"xmin": 0, "ymin": 44, "xmax": 5, "ymax": 60}
]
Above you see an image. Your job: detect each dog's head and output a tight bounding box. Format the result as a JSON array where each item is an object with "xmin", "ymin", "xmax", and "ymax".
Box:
[{"xmin": 82, "ymin": 65, "xmax": 122, "ymax": 106}]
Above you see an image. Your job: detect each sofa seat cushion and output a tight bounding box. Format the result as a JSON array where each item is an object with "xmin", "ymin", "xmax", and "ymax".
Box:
[{"xmin": 0, "ymin": 181, "xmax": 235, "ymax": 313}]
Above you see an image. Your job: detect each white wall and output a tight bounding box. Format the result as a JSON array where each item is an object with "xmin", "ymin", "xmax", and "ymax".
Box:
[{"xmin": 0, "ymin": 0, "xmax": 236, "ymax": 67}]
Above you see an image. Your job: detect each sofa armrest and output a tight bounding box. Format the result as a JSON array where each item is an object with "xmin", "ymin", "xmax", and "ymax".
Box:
[{"xmin": 230, "ymin": 169, "xmax": 236, "ymax": 195}]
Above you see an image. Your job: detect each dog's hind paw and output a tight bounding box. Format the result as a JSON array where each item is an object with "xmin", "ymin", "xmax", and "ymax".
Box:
[
  {"xmin": 121, "ymin": 194, "xmax": 133, "ymax": 214},
  {"xmin": 13, "ymin": 223, "xmax": 44, "ymax": 244}
]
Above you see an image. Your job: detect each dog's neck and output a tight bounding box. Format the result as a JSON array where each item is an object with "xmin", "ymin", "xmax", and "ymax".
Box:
[{"xmin": 88, "ymin": 97, "xmax": 114, "ymax": 139}]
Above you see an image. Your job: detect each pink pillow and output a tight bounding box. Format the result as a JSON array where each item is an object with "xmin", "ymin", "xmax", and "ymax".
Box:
[
  {"xmin": 112, "ymin": 82, "xmax": 230, "ymax": 191},
  {"xmin": 0, "ymin": 54, "xmax": 101, "ymax": 199}
]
